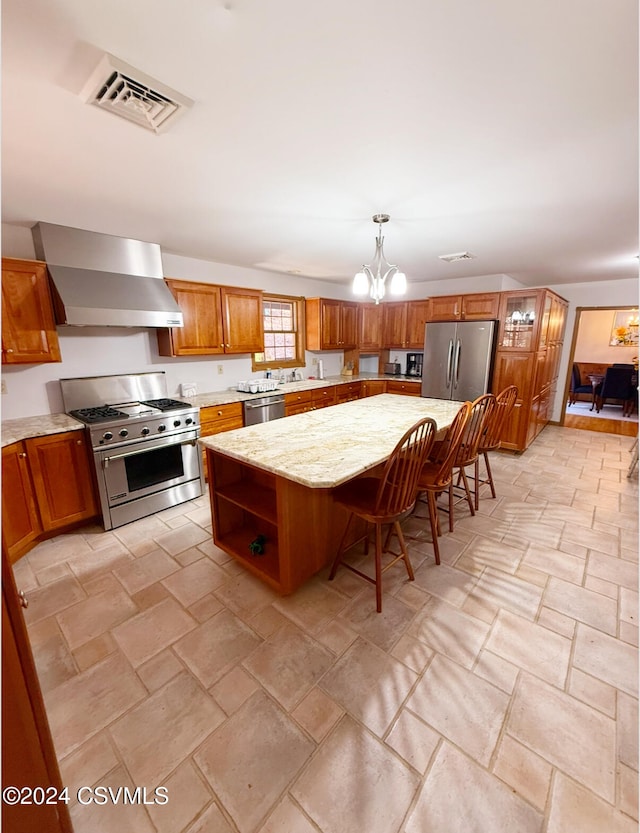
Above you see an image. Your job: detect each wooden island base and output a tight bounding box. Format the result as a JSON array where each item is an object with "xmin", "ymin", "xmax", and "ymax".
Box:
[{"xmin": 207, "ymin": 448, "xmax": 367, "ymax": 594}]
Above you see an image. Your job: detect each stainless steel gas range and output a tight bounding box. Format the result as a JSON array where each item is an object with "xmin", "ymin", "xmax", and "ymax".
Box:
[{"xmin": 60, "ymin": 372, "xmax": 204, "ymax": 530}]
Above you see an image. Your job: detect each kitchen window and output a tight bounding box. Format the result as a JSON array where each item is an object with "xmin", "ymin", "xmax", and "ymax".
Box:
[{"xmin": 252, "ymin": 295, "xmax": 305, "ymax": 370}]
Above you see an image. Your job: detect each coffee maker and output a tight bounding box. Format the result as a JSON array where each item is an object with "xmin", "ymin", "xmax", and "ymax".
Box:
[{"xmin": 406, "ymin": 353, "xmax": 423, "ymax": 377}]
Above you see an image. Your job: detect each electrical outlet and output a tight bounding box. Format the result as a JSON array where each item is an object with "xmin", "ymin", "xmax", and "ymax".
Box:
[
  {"xmin": 0, "ymin": 379, "xmax": 6, "ymax": 394},
  {"xmin": 217, "ymin": 365, "xmax": 224, "ymax": 375},
  {"xmin": 312, "ymin": 358, "xmax": 318, "ymax": 366}
]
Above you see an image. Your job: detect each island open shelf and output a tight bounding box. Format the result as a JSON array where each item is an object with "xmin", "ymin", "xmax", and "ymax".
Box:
[
  {"xmin": 207, "ymin": 447, "xmax": 358, "ymax": 593},
  {"xmin": 208, "ymin": 454, "xmax": 281, "ymax": 588}
]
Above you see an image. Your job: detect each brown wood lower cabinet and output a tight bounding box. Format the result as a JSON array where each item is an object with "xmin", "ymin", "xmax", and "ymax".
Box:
[
  {"xmin": 336, "ymin": 381, "xmax": 362, "ymax": 403},
  {"xmin": 27, "ymin": 433, "xmax": 98, "ymax": 532},
  {"xmin": 492, "ymin": 351, "xmax": 536, "ymax": 451},
  {"xmin": 362, "ymin": 380, "xmax": 387, "ymax": 397},
  {"xmin": 1, "ymin": 444, "xmax": 41, "ymax": 563},
  {"xmin": 199, "ymin": 403, "xmax": 244, "ymax": 478},
  {"xmin": 386, "ymin": 380, "xmax": 421, "ymax": 397},
  {"xmin": 311, "ymin": 386, "xmax": 337, "ymax": 409},
  {"xmin": 2, "ymin": 549, "xmax": 73, "ymax": 833},
  {"xmin": 2, "ymin": 432, "xmax": 98, "ymax": 562},
  {"xmin": 284, "ymin": 390, "xmax": 313, "ymax": 416}
]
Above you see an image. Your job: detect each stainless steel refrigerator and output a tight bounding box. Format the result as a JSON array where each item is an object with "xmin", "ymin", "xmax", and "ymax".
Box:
[{"xmin": 421, "ymin": 320, "xmax": 497, "ymax": 401}]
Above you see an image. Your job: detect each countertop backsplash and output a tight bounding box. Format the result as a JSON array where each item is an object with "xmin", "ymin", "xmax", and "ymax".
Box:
[
  {"xmin": 1, "ymin": 371, "xmax": 423, "ymax": 443},
  {"xmin": 0, "ymin": 331, "xmax": 347, "ymax": 420}
]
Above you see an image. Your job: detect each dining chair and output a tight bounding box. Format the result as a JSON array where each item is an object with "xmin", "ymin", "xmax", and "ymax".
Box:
[
  {"xmin": 329, "ymin": 416, "xmax": 438, "ymax": 612},
  {"xmin": 568, "ymin": 363, "xmax": 594, "ymax": 405},
  {"xmin": 476, "ymin": 385, "xmax": 518, "ymax": 504},
  {"xmin": 413, "ymin": 401, "xmax": 472, "ymax": 565},
  {"xmin": 595, "ymin": 366, "xmax": 635, "ymax": 415}
]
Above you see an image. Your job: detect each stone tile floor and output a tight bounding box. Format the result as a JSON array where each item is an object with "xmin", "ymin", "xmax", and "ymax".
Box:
[{"xmin": 14, "ymin": 425, "xmax": 639, "ymax": 833}]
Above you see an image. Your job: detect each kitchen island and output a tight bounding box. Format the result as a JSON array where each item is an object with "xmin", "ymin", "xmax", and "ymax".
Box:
[{"xmin": 200, "ymin": 394, "xmax": 462, "ymax": 594}]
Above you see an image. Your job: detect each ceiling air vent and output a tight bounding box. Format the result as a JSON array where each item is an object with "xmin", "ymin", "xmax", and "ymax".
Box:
[
  {"xmin": 438, "ymin": 252, "xmax": 477, "ymax": 263},
  {"xmin": 80, "ymin": 54, "xmax": 193, "ymax": 134}
]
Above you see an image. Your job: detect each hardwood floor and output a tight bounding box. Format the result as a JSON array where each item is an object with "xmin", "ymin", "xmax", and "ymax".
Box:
[{"xmin": 563, "ymin": 412, "xmax": 638, "ymax": 436}]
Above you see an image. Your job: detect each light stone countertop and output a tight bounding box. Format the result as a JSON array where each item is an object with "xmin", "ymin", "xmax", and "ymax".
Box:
[
  {"xmin": 199, "ymin": 394, "xmax": 463, "ymax": 488},
  {"xmin": 1, "ymin": 413, "xmax": 85, "ymax": 447}
]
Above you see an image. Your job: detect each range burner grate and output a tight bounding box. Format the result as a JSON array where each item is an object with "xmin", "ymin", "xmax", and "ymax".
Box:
[
  {"xmin": 69, "ymin": 406, "xmax": 128, "ymax": 424},
  {"xmin": 140, "ymin": 398, "xmax": 191, "ymax": 411}
]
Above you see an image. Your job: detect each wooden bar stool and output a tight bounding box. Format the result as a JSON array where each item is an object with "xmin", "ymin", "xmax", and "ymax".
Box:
[
  {"xmin": 329, "ymin": 417, "xmax": 438, "ymax": 612},
  {"xmin": 476, "ymin": 385, "xmax": 518, "ymax": 502},
  {"xmin": 450, "ymin": 393, "xmax": 497, "ymax": 515},
  {"xmin": 414, "ymin": 401, "xmax": 472, "ymax": 564}
]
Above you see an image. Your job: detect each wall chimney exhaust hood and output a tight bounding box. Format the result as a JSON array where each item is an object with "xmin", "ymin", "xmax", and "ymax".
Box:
[{"xmin": 32, "ymin": 222, "xmax": 183, "ymax": 328}]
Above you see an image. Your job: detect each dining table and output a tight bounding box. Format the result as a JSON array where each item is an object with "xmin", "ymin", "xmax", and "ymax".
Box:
[{"xmin": 586, "ymin": 373, "xmax": 605, "ymax": 411}]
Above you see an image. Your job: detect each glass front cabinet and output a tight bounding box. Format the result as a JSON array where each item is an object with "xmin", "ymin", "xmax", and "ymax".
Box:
[
  {"xmin": 494, "ymin": 289, "xmax": 568, "ymax": 451},
  {"xmin": 498, "ymin": 291, "xmax": 544, "ymax": 351}
]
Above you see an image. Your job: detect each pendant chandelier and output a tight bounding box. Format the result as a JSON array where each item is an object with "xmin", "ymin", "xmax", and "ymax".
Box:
[{"xmin": 352, "ymin": 214, "xmax": 407, "ymax": 304}]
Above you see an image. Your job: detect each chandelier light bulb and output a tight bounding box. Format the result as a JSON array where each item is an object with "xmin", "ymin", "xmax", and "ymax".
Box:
[
  {"xmin": 390, "ymin": 271, "xmax": 407, "ymax": 295},
  {"xmin": 352, "ymin": 271, "xmax": 369, "ymax": 295},
  {"xmin": 352, "ymin": 214, "xmax": 406, "ymax": 304}
]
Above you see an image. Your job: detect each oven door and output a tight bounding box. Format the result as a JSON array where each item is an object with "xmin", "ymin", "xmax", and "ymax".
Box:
[{"xmin": 95, "ymin": 429, "xmax": 202, "ymax": 509}]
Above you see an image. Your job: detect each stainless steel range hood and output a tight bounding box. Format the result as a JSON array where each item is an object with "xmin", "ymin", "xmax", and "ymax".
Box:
[{"xmin": 32, "ymin": 222, "xmax": 183, "ymax": 328}]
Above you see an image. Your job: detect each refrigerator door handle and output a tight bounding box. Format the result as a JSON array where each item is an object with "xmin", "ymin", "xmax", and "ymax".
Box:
[
  {"xmin": 446, "ymin": 339, "xmax": 454, "ymax": 387},
  {"xmin": 453, "ymin": 339, "xmax": 462, "ymax": 389}
]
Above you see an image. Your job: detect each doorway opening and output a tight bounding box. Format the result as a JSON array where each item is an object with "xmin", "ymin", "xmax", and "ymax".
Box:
[{"xmin": 561, "ymin": 306, "xmax": 638, "ymax": 436}]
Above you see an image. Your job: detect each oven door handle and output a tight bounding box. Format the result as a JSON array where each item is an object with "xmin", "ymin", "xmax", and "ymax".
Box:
[{"xmin": 102, "ymin": 438, "xmax": 198, "ymax": 468}]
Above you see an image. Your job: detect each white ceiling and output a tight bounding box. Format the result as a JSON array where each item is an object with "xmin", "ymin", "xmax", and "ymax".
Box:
[{"xmin": 2, "ymin": 0, "xmax": 638, "ymax": 289}]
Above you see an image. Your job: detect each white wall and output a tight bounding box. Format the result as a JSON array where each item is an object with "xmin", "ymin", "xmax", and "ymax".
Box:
[
  {"xmin": 409, "ymin": 273, "xmax": 525, "ymax": 298},
  {"xmin": 574, "ymin": 309, "xmax": 637, "ymax": 364},
  {"xmin": 2, "ymin": 223, "xmax": 638, "ymax": 424}
]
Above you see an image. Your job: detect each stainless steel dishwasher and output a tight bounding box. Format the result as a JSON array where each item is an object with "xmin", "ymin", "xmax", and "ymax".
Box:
[{"xmin": 243, "ymin": 393, "xmax": 286, "ymax": 425}]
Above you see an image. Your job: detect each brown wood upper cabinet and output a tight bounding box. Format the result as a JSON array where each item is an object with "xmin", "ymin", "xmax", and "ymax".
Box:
[
  {"xmin": 405, "ymin": 300, "xmax": 431, "ymax": 347},
  {"xmin": 306, "ymin": 299, "xmax": 358, "ymax": 350},
  {"xmin": 382, "ymin": 300, "xmax": 430, "ymax": 348},
  {"xmin": 382, "ymin": 302, "xmax": 407, "ymax": 348},
  {"xmin": 427, "ymin": 292, "xmax": 500, "ymax": 322},
  {"xmin": 358, "ymin": 303, "xmax": 382, "ymax": 351},
  {"xmin": 2, "ymin": 432, "xmax": 98, "ymax": 562},
  {"xmin": 1, "ymin": 258, "xmax": 61, "ymax": 365},
  {"xmin": 157, "ymin": 279, "xmax": 263, "ymax": 356}
]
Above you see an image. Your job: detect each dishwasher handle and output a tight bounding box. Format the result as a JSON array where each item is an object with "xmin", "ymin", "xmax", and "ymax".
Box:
[{"xmin": 244, "ymin": 398, "xmax": 285, "ymax": 410}]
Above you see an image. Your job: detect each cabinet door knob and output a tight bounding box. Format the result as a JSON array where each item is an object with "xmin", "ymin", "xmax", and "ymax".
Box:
[
  {"xmin": 77, "ymin": 439, "xmax": 83, "ymax": 445},
  {"xmin": 220, "ymin": 343, "xmax": 224, "ymax": 348},
  {"xmin": 6, "ymin": 348, "xmax": 14, "ymax": 353},
  {"xmin": 19, "ymin": 452, "xmax": 27, "ymax": 458},
  {"xmin": 18, "ymin": 590, "xmax": 28, "ymax": 609},
  {"xmin": 217, "ymin": 410, "xmax": 223, "ymax": 416}
]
